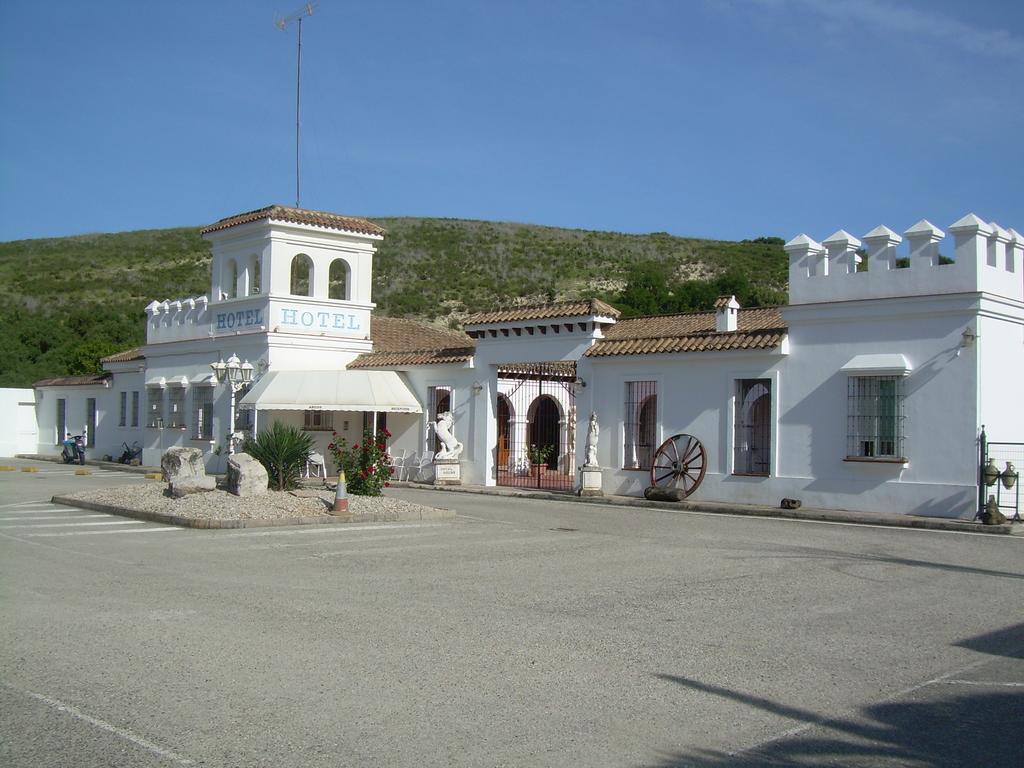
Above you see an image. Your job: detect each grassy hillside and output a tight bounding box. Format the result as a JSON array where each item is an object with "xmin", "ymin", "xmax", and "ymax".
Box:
[{"xmin": 0, "ymin": 217, "xmax": 787, "ymax": 387}]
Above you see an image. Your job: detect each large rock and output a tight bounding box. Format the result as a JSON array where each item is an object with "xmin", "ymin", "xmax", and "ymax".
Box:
[
  {"xmin": 162, "ymin": 447, "xmax": 207, "ymax": 481},
  {"xmin": 227, "ymin": 453, "xmax": 269, "ymax": 497},
  {"xmin": 162, "ymin": 447, "xmax": 216, "ymax": 498},
  {"xmin": 169, "ymin": 475, "xmax": 216, "ymax": 498},
  {"xmin": 644, "ymin": 486, "xmax": 688, "ymax": 502}
]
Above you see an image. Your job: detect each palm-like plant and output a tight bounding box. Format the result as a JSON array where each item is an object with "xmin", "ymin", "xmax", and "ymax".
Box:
[{"xmin": 242, "ymin": 421, "xmax": 314, "ymax": 491}]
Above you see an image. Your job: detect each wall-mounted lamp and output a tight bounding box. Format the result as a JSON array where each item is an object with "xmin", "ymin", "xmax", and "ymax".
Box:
[
  {"xmin": 574, "ymin": 377, "xmax": 587, "ymax": 390},
  {"xmin": 471, "ymin": 381, "xmax": 484, "ymax": 395},
  {"xmin": 960, "ymin": 327, "xmax": 978, "ymax": 348}
]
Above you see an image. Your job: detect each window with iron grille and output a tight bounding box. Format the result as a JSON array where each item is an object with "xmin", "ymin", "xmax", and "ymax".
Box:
[
  {"xmin": 167, "ymin": 388, "xmax": 186, "ymax": 428},
  {"xmin": 427, "ymin": 385, "xmax": 452, "ymax": 453},
  {"xmin": 193, "ymin": 387, "xmax": 213, "ymax": 439},
  {"xmin": 303, "ymin": 409, "xmax": 334, "ymax": 431},
  {"xmin": 131, "ymin": 391, "xmax": 140, "ymax": 427},
  {"xmin": 624, "ymin": 381, "xmax": 657, "ymax": 470},
  {"xmin": 146, "ymin": 388, "xmax": 164, "ymax": 428},
  {"xmin": 119, "ymin": 392, "xmax": 127, "ymax": 427},
  {"xmin": 734, "ymin": 379, "xmax": 771, "ymax": 475},
  {"xmin": 847, "ymin": 376, "xmax": 905, "ymax": 459},
  {"xmin": 87, "ymin": 398, "xmax": 97, "ymax": 447},
  {"xmin": 56, "ymin": 398, "xmax": 67, "ymax": 443}
]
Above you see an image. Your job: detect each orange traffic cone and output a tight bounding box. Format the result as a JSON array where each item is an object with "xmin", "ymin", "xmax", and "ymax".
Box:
[{"xmin": 333, "ymin": 470, "xmax": 348, "ymax": 514}]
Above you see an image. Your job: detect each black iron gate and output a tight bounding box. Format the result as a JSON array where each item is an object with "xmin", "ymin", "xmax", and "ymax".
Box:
[
  {"xmin": 496, "ymin": 362, "xmax": 576, "ymax": 491},
  {"xmin": 979, "ymin": 427, "xmax": 1021, "ymax": 521}
]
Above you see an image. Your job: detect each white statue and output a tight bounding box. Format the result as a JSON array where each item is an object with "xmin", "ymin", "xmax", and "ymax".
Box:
[
  {"xmin": 433, "ymin": 411, "xmax": 463, "ymax": 460},
  {"xmin": 584, "ymin": 411, "xmax": 599, "ymax": 467}
]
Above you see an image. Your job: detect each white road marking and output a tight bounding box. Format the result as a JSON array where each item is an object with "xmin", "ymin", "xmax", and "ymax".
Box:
[
  {"xmin": 937, "ymin": 679, "xmax": 1024, "ymax": 687},
  {"xmin": 21, "ymin": 527, "xmax": 182, "ymax": 537},
  {"xmin": 1, "ymin": 520, "xmax": 143, "ymax": 529},
  {"xmin": 1, "ymin": 681, "xmax": 195, "ymax": 765},
  {"xmin": 0, "ymin": 518, "xmax": 109, "ymax": 524},
  {"xmin": 213, "ymin": 521, "xmax": 450, "ymax": 539},
  {"xmin": 0, "ymin": 507, "xmax": 86, "ymax": 515}
]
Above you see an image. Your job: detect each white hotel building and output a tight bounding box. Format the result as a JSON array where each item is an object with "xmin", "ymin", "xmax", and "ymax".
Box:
[{"xmin": 14, "ymin": 204, "xmax": 1024, "ymax": 520}]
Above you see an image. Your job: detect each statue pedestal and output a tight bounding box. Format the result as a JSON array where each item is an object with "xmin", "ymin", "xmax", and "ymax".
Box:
[
  {"xmin": 579, "ymin": 465, "xmax": 603, "ymax": 496},
  {"xmin": 434, "ymin": 458, "xmax": 462, "ymax": 486}
]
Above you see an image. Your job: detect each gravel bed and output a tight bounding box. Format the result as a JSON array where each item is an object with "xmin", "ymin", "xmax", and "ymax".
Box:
[{"xmin": 61, "ymin": 482, "xmax": 443, "ymax": 521}]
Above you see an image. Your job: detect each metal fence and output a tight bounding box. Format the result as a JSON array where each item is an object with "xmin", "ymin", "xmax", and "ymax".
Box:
[
  {"xmin": 979, "ymin": 428, "xmax": 1021, "ymax": 521},
  {"xmin": 496, "ymin": 362, "xmax": 576, "ymax": 491}
]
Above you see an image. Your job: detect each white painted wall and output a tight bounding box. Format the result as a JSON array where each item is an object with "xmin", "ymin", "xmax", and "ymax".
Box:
[{"xmin": 0, "ymin": 388, "xmax": 39, "ymax": 457}]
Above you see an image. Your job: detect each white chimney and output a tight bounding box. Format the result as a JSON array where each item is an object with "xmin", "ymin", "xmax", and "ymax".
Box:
[{"xmin": 715, "ymin": 295, "xmax": 739, "ymax": 332}]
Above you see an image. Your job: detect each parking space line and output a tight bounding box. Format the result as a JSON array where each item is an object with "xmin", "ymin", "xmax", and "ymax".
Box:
[
  {"xmin": 0, "ymin": 514, "xmax": 109, "ymax": 522},
  {"xmin": 2, "ymin": 520, "xmax": 147, "ymax": 529},
  {"xmin": 1, "ymin": 681, "xmax": 195, "ymax": 766},
  {"xmin": 21, "ymin": 527, "xmax": 183, "ymax": 537}
]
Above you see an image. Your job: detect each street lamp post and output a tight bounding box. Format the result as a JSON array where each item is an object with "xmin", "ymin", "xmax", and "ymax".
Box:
[{"xmin": 211, "ymin": 353, "xmax": 254, "ymax": 455}]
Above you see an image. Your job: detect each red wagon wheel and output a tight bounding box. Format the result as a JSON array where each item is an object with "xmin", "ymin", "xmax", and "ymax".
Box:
[{"xmin": 649, "ymin": 434, "xmax": 707, "ymax": 497}]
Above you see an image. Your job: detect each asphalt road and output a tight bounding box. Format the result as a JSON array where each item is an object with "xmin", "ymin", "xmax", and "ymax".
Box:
[{"xmin": 2, "ymin": 458, "xmax": 1023, "ymax": 767}]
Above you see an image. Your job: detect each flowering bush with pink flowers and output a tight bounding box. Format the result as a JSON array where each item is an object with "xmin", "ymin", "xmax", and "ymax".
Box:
[{"xmin": 326, "ymin": 426, "xmax": 393, "ymax": 496}]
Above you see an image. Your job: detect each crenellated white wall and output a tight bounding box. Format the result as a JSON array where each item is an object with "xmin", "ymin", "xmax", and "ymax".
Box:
[{"xmin": 786, "ymin": 214, "xmax": 1023, "ymax": 305}]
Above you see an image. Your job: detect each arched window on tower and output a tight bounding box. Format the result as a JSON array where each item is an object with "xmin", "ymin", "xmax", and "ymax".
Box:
[
  {"xmin": 329, "ymin": 258, "xmax": 349, "ymax": 300},
  {"xmin": 249, "ymin": 254, "xmax": 262, "ymax": 295},
  {"xmin": 290, "ymin": 254, "xmax": 312, "ymax": 296},
  {"xmin": 222, "ymin": 258, "xmax": 239, "ymax": 299}
]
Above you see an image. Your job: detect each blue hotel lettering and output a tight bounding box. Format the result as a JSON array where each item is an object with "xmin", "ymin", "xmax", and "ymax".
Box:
[
  {"xmin": 216, "ymin": 309, "xmax": 264, "ymax": 330},
  {"xmin": 280, "ymin": 308, "xmax": 360, "ymax": 331}
]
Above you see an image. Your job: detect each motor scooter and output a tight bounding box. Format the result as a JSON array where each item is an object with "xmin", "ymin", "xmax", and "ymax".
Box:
[{"xmin": 61, "ymin": 434, "xmax": 86, "ymax": 465}]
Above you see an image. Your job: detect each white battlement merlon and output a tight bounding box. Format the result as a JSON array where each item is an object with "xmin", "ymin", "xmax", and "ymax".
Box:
[
  {"xmin": 987, "ymin": 223, "xmax": 1011, "ymax": 269},
  {"xmin": 904, "ymin": 220, "xmax": 944, "ymax": 269},
  {"xmin": 1007, "ymin": 229, "xmax": 1022, "ymax": 274},
  {"xmin": 784, "ymin": 234, "xmax": 824, "ymax": 304},
  {"xmin": 949, "ymin": 213, "xmax": 992, "ymax": 264},
  {"xmin": 823, "ymin": 230, "xmax": 860, "ymax": 276},
  {"xmin": 862, "ymin": 225, "xmax": 901, "ymax": 272}
]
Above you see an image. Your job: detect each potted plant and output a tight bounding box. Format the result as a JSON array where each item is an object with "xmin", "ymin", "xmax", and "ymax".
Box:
[{"xmin": 528, "ymin": 443, "xmax": 554, "ymax": 470}]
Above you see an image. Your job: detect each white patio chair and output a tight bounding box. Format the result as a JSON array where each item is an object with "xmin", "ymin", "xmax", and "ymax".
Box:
[
  {"xmin": 305, "ymin": 451, "xmax": 326, "ymax": 479},
  {"xmin": 390, "ymin": 449, "xmax": 410, "ymax": 481},
  {"xmin": 412, "ymin": 451, "xmax": 434, "ymax": 481}
]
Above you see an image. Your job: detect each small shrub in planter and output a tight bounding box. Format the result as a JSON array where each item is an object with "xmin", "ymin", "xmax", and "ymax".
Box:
[{"xmin": 242, "ymin": 421, "xmax": 314, "ymax": 491}]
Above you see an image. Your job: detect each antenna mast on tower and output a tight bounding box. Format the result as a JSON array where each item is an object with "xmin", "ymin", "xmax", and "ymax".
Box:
[{"xmin": 275, "ymin": 2, "xmax": 316, "ymax": 208}]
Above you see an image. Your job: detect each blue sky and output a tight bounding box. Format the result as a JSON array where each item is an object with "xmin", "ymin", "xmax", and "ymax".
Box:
[{"xmin": 1, "ymin": 0, "xmax": 1021, "ymax": 243}]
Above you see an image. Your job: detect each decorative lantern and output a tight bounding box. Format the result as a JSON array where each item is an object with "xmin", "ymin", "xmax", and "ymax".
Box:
[
  {"xmin": 983, "ymin": 458, "xmax": 1000, "ymax": 487},
  {"xmin": 1002, "ymin": 462, "xmax": 1018, "ymax": 491}
]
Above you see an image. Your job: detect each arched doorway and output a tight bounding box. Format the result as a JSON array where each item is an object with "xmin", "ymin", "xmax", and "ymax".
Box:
[
  {"xmin": 495, "ymin": 362, "xmax": 576, "ymax": 491},
  {"xmin": 528, "ymin": 395, "xmax": 561, "ymax": 470},
  {"xmin": 497, "ymin": 395, "xmax": 512, "ymax": 471}
]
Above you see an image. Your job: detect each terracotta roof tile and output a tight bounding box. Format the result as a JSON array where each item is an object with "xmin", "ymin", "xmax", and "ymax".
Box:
[
  {"xmin": 34, "ymin": 374, "xmax": 111, "ymax": 388},
  {"xmin": 348, "ymin": 317, "xmax": 475, "ymax": 369},
  {"xmin": 465, "ymin": 298, "xmax": 620, "ymax": 326},
  {"xmin": 100, "ymin": 347, "xmax": 145, "ymax": 364},
  {"xmin": 348, "ymin": 349, "xmax": 476, "ymax": 368},
  {"xmin": 368, "ymin": 317, "xmax": 473, "ymax": 352},
  {"xmin": 586, "ymin": 307, "xmax": 786, "ymax": 357},
  {"xmin": 201, "ymin": 205, "xmax": 385, "ymax": 237}
]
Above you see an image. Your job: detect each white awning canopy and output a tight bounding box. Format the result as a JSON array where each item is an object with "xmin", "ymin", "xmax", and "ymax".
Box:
[
  {"xmin": 841, "ymin": 353, "xmax": 912, "ymax": 376},
  {"xmin": 237, "ymin": 370, "xmax": 423, "ymax": 413}
]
